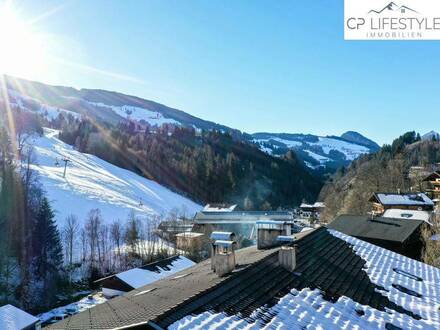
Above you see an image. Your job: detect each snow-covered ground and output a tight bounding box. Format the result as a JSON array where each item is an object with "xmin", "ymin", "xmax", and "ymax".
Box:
[
  {"xmin": 311, "ymin": 136, "xmax": 370, "ymax": 161},
  {"xmin": 87, "ymin": 101, "xmax": 180, "ymax": 126},
  {"xmin": 253, "ymin": 135, "xmax": 370, "ymax": 167},
  {"xmin": 5, "ymin": 89, "xmax": 80, "ymax": 121},
  {"xmin": 28, "ymin": 128, "xmax": 202, "ymax": 226}
]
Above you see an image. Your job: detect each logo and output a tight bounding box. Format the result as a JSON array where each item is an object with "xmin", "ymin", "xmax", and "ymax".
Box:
[{"xmin": 345, "ymin": 0, "xmax": 440, "ymax": 40}]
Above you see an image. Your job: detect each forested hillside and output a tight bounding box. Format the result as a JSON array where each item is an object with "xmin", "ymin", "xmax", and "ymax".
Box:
[
  {"xmin": 0, "ymin": 113, "xmax": 64, "ymax": 312},
  {"xmin": 320, "ymin": 132, "xmax": 440, "ymax": 221},
  {"xmin": 57, "ymin": 117, "xmax": 322, "ymax": 209}
]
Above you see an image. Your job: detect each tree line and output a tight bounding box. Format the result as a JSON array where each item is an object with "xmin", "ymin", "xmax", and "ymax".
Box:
[{"xmin": 56, "ymin": 116, "xmax": 322, "ymax": 210}]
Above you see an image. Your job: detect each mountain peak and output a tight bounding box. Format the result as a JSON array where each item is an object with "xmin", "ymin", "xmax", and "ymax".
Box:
[
  {"xmin": 340, "ymin": 131, "xmax": 380, "ymax": 151},
  {"xmin": 422, "ymin": 131, "xmax": 440, "ymax": 141}
]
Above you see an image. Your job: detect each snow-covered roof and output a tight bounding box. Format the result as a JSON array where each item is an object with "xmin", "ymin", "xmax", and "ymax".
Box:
[
  {"xmin": 203, "ymin": 204, "xmax": 237, "ymax": 212},
  {"xmin": 0, "ymin": 304, "xmax": 39, "ymax": 330},
  {"xmin": 300, "ymin": 202, "xmax": 325, "ymax": 209},
  {"xmin": 114, "ymin": 256, "xmax": 195, "ymax": 289},
  {"xmin": 175, "ymin": 232, "xmax": 204, "ymax": 238},
  {"xmin": 49, "ymin": 227, "xmax": 440, "ymax": 330},
  {"xmin": 383, "ymin": 208, "xmax": 432, "ymax": 223},
  {"xmin": 170, "ymin": 230, "xmax": 440, "ymax": 330},
  {"xmin": 373, "ymin": 193, "xmax": 434, "ymax": 206}
]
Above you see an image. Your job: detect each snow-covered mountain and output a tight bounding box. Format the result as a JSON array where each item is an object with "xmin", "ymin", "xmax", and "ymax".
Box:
[
  {"xmin": 422, "ymin": 131, "xmax": 440, "ymax": 141},
  {"xmin": 3, "ymin": 75, "xmax": 241, "ymax": 134},
  {"xmin": 28, "ymin": 128, "xmax": 201, "ymax": 226},
  {"xmin": 252, "ymin": 132, "xmax": 379, "ymax": 171},
  {"xmin": 3, "ymin": 75, "xmax": 378, "ymax": 176}
]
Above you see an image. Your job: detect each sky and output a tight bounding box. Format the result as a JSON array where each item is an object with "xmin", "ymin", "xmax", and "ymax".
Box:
[{"xmin": 2, "ymin": 0, "xmax": 440, "ymax": 145}]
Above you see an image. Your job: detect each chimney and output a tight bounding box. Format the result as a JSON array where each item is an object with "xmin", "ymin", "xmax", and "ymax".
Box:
[
  {"xmin": 256, "ymin": 220, "xmax": 293, "ymax": 249},
  {"xmin": 210, "ymin": 232, "xmax": 236, "ymax": 276},
  {"xmin": 278, "ymin": 245, "xmax": 297, "ymax": 272}
]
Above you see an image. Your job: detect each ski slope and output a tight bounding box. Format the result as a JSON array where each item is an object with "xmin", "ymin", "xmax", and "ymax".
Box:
[{"xmin": 29, "ymin": 128, "xmax": 202, "ymax": 226}]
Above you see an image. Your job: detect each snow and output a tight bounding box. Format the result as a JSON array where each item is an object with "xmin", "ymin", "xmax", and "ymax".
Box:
[
  {"xmin": 203, "ymin": 204, "xmax": 237, "ymax": 212},
  {"xmin": 115, "ymin": 256, "xmax": 195, "ymax": 289},
  {"xmin": 310, "ymin": 137, "xmax": 370, "ymax": 161},
  {"xmin": 37, "ymin": 292, "xmax": 107, "ymax": 324},
  {"xmin": 87, "ymin": 101, "xmax": 180, "ymax": 127},
  {"xmin": 383, "ymin": 209, "xmax": 432, "ymax": 223},
  {"xmin": 330, "ymin": 229, "xmax": 440, "ymax": 328},
  {"xmin": 38, "ymin": 104, "xmax": 80, "ymax": 121},
  {"xmin": 170, "ymin": 230, "xmax": 440, "ymax": 330},
  {"xmin": 253, "ymin": 135, "xmax": 371, "ymax": 168},
  {"xmin": 170, "ymin": 285, "xmax": 439, "ymax": 330},
  {"xmin": 28, "ymin": 128, "xmax": 202, "ymax": 226},
  {"xmin": 376, "ymin": 193, "xmax": 434, "ymax": 206},
  {"xmin": 304, "ymin": 150, "xmax": 330, "ymax": 163},
  {"xmin": 0, "ymin": 304, "xmax": 39, "ymax": 330},
  {"xmin": 5, "ymin": 89, "xmax": 80, "ymax": 121}
]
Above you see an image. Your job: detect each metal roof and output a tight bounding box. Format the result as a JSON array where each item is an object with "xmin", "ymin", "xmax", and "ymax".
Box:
[{"xmin": 327, "ymin": 215, "xmax": 424, "ymax": 243}]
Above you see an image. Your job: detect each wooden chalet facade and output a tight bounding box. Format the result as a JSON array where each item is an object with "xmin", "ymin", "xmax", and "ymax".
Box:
[{"xmin": 423, "ymin": 171, "xmax": 440, "ymax": 204}]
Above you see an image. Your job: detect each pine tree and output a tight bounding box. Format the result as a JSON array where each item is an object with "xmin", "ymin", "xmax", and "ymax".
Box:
[{"xmin": 32, "ymin": 197, "xmax": 63, "ymax": 306}]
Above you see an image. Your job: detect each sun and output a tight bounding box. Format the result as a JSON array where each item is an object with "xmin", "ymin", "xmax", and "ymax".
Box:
[{"xmin": 0, "ymin": 2, "xmax": 48, "ymax": 78}]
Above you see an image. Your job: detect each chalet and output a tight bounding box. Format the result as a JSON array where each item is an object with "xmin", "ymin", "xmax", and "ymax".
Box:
[
  {"xmin": 299, "ymin": 202, "xmax": 325, "ymax": 220},
  {"xmin": 423, "ymin": 171, "xmax": 440, "ymax": 204},
  {"xmin": 94, "ymin": 256, "xmax": 195, "ymax": 298},
  {"xmin": 369, "ymin": 192, "xmax": 434, "ymax": 214},
  {"xmin": 328, "ymin": 214, "xmax": 426, "ymax": 260},
  {"xmin": 48, "ymin": 226, "xmax": 440, "ymax": 330},
  {"xmin": 0, "ymin": 304, "xmax": 40, "ymax": 330}
]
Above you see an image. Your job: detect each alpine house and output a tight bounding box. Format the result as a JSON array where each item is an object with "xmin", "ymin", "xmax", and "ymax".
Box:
[{"xmin": 47, "ymin": 227, "xmax": 440, "ymax": 330}]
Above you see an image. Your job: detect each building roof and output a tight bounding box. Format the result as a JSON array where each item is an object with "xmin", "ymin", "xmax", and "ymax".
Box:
[
  {"xmin": 47, "ymin": 227, "xmax": 440, "ymax": 330},
  {"xmin": 327, "ymin": 214, "xmax": 424, "ymax": 243},
  {"xmin": 175, "ymin": 232, "xmax": 204, "ymax": 238},
  {"xmin": 423, "ymin": 171, "xmax": 440, "ymax": 182},
  {"xmin": 194, "ymin": 210, "xmax": 293, "ymax": 224},
  {"xmin": 370, "ymin": 192, "xmax": 434, "ymax": 207},
  {"xmin": 0, "ymin": 304, "xmax": 39, "ymax": 330},
  {"xmin": 202, "ymin": 203, "xmax": 238, "ymax": 212},
  {"xmin": 383, "ymin": 209, "xmax": 432, "ymax": 224},
  {"xmin": 95, "ymin": 256, "xmax": 195, "ymax": 290},
  {"xmin": 300, "ymin": 202, "xmax": 325, "ymax": 209}
]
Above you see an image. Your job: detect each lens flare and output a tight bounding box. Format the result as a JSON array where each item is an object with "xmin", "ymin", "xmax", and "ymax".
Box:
[{"xmin": 0, "ymin": 2, "xmax": 48, "ymax": 77}]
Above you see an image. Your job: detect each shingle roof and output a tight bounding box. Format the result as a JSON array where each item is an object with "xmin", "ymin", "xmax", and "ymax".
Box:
[
  {"xmin": 47, "ymin": 227, "xmax": 440, "ymax": 330},
  {"xmin": 327, "ymin": 215, "xmax": 424, "ymax": 243},
  {"xmin": 171, "ymin": 230, "xmax": 440, "ymax": 330}
]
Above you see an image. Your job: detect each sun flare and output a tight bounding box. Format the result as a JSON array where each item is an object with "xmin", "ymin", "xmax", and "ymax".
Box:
[{"xmin": 0, "ymin": 2, "xmax": 47, "ymax": 77}]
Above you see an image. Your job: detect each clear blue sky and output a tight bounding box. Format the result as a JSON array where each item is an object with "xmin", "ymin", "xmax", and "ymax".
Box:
[{"xmin": 8, "ymin": 0, "xmax": 440, "ymax": 145}]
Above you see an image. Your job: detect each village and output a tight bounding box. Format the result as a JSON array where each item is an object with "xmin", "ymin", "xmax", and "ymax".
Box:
[{"xmin": 3, "ymin": 165, "xmax": 440, "ymax": 329}]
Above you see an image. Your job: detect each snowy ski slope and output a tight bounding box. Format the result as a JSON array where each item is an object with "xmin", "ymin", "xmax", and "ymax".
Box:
[{"xmin": 29, "ymin": 128, "xmax": 202, "ymax": 226}]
